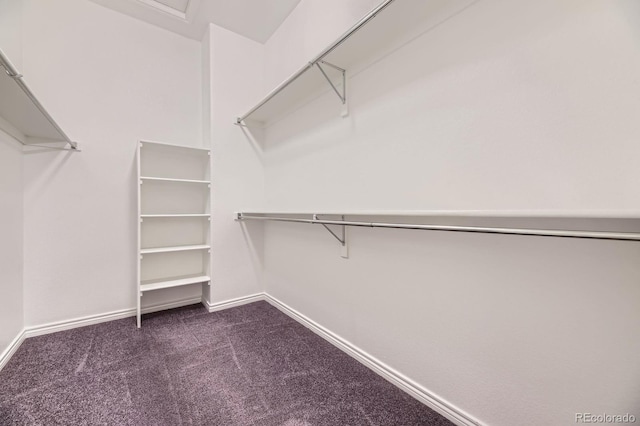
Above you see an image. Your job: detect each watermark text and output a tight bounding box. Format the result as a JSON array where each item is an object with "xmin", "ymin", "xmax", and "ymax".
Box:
[{"xmin": 576, "ymin": 413, "xmax": 636, "ymax": 424}]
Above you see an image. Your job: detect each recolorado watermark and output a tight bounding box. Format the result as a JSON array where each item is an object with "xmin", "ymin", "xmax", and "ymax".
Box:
[{"xmin": 576, "ymin": 413, "xmax": 636, "ymax": 423}]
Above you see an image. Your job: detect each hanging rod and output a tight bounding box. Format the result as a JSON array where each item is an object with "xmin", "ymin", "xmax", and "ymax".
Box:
[
  {"xmin": 0, "ymin": 49, "xmax": 79, "ymax": 151},
  {"xmin": 234, "ymin": 0, "xmax": 396, "ymax": 125},
  {"xmin": 236, "ymin": 213, "xmax": 640, "ymax": 242}
]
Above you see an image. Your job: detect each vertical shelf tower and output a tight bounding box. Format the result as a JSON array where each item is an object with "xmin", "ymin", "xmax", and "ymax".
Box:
[{"xmin": 136, "ymin": 140, "xmax": 211, "ymax": 327}]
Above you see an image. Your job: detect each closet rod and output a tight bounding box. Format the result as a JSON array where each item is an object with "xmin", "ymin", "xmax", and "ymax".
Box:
[
  {"xmin": 236, "ymin": 213, "xmax": 640, "ymax": 242},
  {"xmin": 0, "ymin": 49, "xmax": 79, "ymax": 151}
]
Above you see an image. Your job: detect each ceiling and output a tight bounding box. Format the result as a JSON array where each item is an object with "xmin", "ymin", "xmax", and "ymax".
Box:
[{"xmin": 89, "ymin": 0, "xmax": 302, "ymax": 43}]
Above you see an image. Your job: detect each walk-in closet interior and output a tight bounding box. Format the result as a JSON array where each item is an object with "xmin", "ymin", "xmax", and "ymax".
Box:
[{"xmin": 1, "ymin": 0, "xmax": 639, "ymax": 425}]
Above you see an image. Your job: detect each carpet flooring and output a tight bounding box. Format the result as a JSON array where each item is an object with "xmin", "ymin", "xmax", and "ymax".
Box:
[{"xmin": 0, "ymin": 301, "xmax": 453, "ymax": 425}]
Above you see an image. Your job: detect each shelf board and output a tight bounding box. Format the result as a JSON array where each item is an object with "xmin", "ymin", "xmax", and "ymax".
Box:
[
  {"xmin": 140, "ymin": 176, "xmax": 210, "ymax": 184},
  {"xmin": 140, "ymin": 244, "xmax": 210, "ymax": 254},
  {"xmin": 140, "ymin": 274, "xmax": 210, "ymax": 292},
  {"xmin": 236, "ymin": 0, "xmax": 474, "ymax": 125},
  {"xmin": 139, "ymin": 140, "xmax": 210, "ymax": 152},
  {"xmin": 238, "ymin": 210, "xmax": 640, "ymax": 219},
  {"xmin": 141, "ymin": 214, "xmax": 210, "ymax": 218},
  {"xmin": 237, "ymin": 211, "xmax": 640, "ymax": 235}
]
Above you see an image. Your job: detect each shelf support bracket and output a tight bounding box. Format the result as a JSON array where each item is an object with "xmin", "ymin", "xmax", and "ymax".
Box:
[
  {"xmin": 315, "ymin": 61, "xmax": 348, "ymax": 117},
  {"xmin": 313, "ymin": 214, "xmax": 349, "ymax": 258}
]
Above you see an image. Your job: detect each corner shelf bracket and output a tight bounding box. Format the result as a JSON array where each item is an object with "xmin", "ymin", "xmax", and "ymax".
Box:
[{"xmin": 315, "ymin": 61, "xmax": 348, "ymax": 116}]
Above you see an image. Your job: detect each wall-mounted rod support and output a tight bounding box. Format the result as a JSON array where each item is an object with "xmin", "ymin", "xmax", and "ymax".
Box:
[
  {"xmin": 236, "ymin": 213, "xmax": 640, "ymax": 242},
  {"xmin": 314, "ymin": 214, "xmax": 346, "ymax": 245},
  {"xmin": 316, "ymin": 61, "xmax": 346, "ymax": 105}
]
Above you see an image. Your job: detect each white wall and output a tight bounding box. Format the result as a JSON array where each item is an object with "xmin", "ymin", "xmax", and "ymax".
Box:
[
  {"xmin": 0, "ymin": 131, "xmax": 24, "ymax": 360},
  {"xmin": 0, "ymin": 0, "xmax": 22, "ymax": 69},
  {"xmin": 21, "ymin": 0, "xmax": 202, "ymax": 326},
  {"xmin": 257, "ymin": 0, "xmax": 640, "ymax": 425},
  {"xmin": 205, "ymin": 24, "xmax": 265, "ymax": 305},
  {"xmin": 0, "ymin": 0, "xmax": 24, "ymax": 363}
]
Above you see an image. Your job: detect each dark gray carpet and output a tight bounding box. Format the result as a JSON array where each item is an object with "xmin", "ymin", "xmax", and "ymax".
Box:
[{"xmin": 0, "ymin": 301, "xmax": 453, "ymax": 425}]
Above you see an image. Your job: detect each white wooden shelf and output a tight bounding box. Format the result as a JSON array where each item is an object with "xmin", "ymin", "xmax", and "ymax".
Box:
[
  {"xmin": 0, "ymin": 48, "xmax": 79, "ymax": 151},
  {"xmin": 141, "ymin": 214, "xmax": 210, "ymax": 218},
  {"xmin": 140, "ymin": 274, "xmax": 210, "ymax": 292},
  {"xmin": 235, "ymin": 0, "xmax": 474, "ymax": 125},
  {"xmin": 140, "ymin": 244, "xmax": 210, "ymax": 254},
  {"xmin": 140, "ymin": 176, "xmax": 210, "ymax": 184},
  {"xmin": 139, "ymin": 139, "xmax": 210, "ymax": 152}
]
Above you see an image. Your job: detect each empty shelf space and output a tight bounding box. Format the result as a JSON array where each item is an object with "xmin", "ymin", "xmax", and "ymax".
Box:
[
  {"xmin": 140, "ymin": 244, "xmax": 210, "ymax": 254},
  {"xmin": 140, "ymin": 176, "xmax": 210, "ymax": 184},
  {"xmin": 140, "ymin": 274, "xmax": 210, "ymax": 292}
]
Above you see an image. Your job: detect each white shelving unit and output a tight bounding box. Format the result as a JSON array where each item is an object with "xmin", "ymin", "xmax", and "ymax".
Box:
[{"xmin": 136, "ymin": 140, "xmax": 211, "ymax": 327}]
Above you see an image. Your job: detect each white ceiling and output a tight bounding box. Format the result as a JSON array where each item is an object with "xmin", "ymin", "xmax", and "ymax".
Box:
[{"xmin": 89, "ymin": 0, "xmax": 302, "ymax": 43}]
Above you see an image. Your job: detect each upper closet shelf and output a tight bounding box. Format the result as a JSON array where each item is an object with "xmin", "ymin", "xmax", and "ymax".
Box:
[
  {"xmin": 139, "ymin": 140, "xmax": 210, "ymax": 152},
  {"xmin": 140, "ymin": 176, "xmax": 211, "ymax": 185},
  {"xmin": 0, "ymin": 48, "xmax": 79, "ymax": 151},
  {"xmin": 235, "ymin": 0, "xmax": 475, "ymax": 126}
]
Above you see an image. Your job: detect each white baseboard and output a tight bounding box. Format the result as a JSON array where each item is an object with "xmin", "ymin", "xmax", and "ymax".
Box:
[
  {"xmin": 25, "ymin": 296, "xmax": 202, "ymax": 338},
  {"xmin": 0, "ymin": 329, "xmax": 27, "ymax": 372},
  {"xmin": 264, "ymin": 293, "xmax": 483, "ymax": 426},
  {"xmin": 1, "ymin": 297, "xmax": 203, "ymax": 369},
  {"xmin": 202, "ymin": 293, "xmax": 265, "ymax": 313}
]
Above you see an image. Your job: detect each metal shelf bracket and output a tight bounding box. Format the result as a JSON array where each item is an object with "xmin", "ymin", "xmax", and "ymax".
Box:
[
  {"xmin": 314, "ymin": 214, "xmax": 349, "ymax": 258},
  {"xmin": 315, "ymin": 60, "xmax": 348, "ymax": 117}
]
